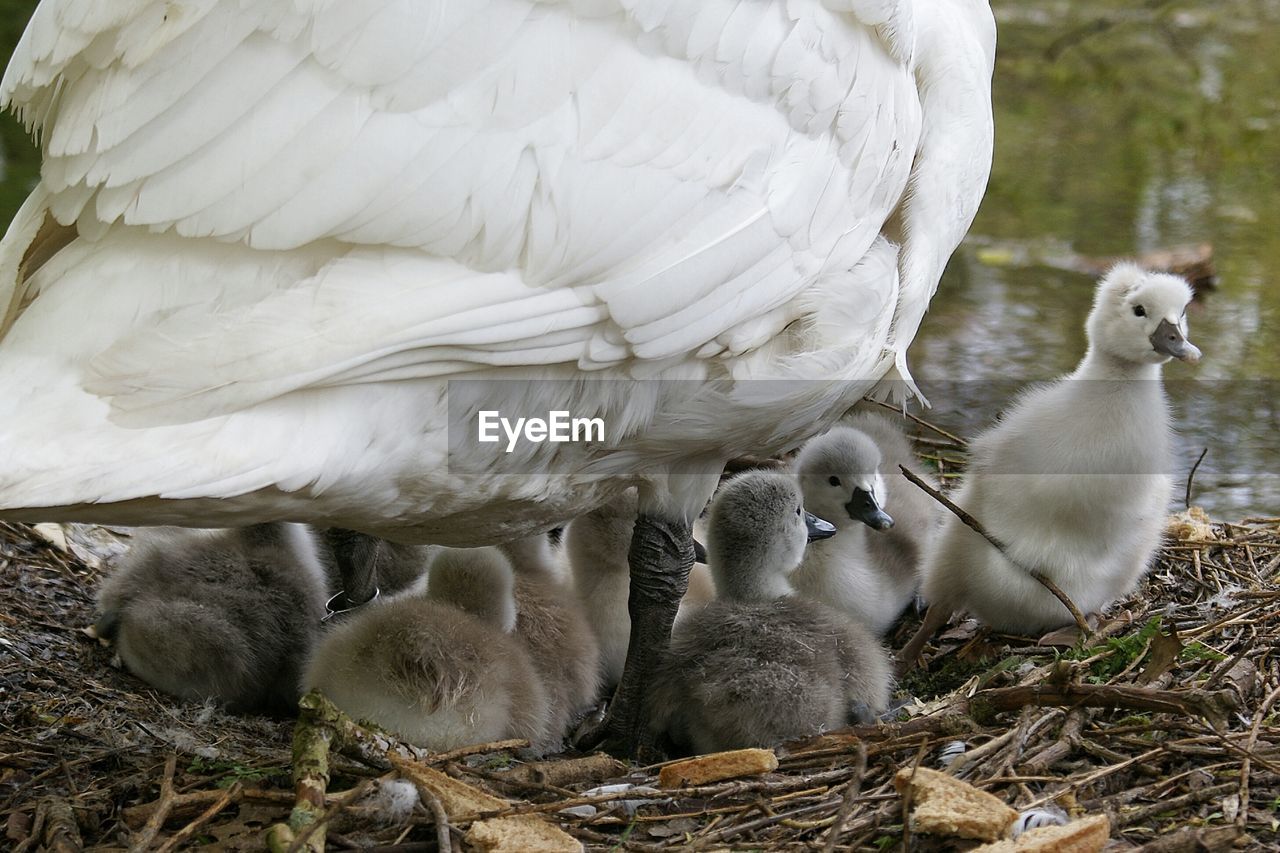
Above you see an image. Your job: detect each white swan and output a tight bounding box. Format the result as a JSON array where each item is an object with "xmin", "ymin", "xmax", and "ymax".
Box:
[
  {"xmin": 648, "ymin": 470, "xmax": 891, "ymax": 753},
  {"xmin": 0, "ymin": 0, "xmax": 995, "ymax": 752},
  {"xmin": 95, "ymin": 523, "xmax": 328, "ymax": 715},
  {"xmin": 303, "ymin": 547, "xmax": 553, "ymax": 751},
  {"xmin": 793, "ymin": 411, "xmax": 942, "ymax": 636},
  {"xmin": 900, "ymin": 264, "xmax": 1201, "ymax": 662}
]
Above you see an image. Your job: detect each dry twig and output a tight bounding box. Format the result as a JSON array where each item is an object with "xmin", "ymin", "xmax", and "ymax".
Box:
[
  {"xmin": 899, "ymin": 464, "xmax": 1091, "ymax": 634},
  {"xmin": 129, "ymin": 753, "xmax": 177, "ymax": 853},
  {"xmin": 155, "ymin": 782, "xmax": 242, "ymax": 853}
]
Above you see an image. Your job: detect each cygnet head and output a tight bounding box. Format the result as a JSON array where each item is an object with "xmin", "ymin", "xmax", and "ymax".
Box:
[
  {"xmin": 707, "ymin": 470, "xmax": 835, "ymax": 601},
  {"xmin": 1087, "ymin": 263, "xmax": 1200, "ymax": 366},
  {"xmin": 795, "ymin": 427, "xmax": 895, "ymax": 531},
  {"xmin": 427, "ymin": 548, "xmax": 517, "ymax": 633}
]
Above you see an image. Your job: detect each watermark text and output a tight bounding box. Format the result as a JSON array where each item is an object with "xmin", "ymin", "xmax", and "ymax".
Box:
[{"xmin": 478, "ymin": 410, "xmax": 605, "ymax": 453}]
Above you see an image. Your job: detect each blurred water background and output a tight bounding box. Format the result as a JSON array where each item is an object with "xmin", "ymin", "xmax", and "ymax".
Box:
[
  {"xmin": 913, "ymin": 0, "xmax": 1280, "ymax": 518},
  {"xmin": 0, "ymin": 0, "xmax": 1276, "ymax": 516}
]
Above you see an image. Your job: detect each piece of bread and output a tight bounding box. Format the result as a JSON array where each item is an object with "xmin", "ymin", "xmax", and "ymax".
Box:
[
  {"xmin": 466, "ymin": 816, "xmax": 584, "ymax": 853},
  {"xmin": 893, "ymin": 767, "xmax": 1018, "ymax": 842},
  {"xmin": 974, "ymin": 813, "xmax": 1110, "ymax": 852},
  {"xmin": 658, "ymin": 748, "xmax": 779, "ymax": 788}
]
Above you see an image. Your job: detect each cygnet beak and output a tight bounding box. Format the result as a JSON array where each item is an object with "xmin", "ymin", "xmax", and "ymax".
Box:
[
  {"xmin": 845, "ymin": 488, "xmax": 895, "ymax": 530},
  {"xmin": 804, "ymin": 511, "xmax": 837, "ymax": 542},
  {"xmin": 1150, "ymin": 319, "xmax": 1201, "ymax": 364},
  {"xmin": 692, "ymin": 538, "xmax": 708, "ymax": 564}
]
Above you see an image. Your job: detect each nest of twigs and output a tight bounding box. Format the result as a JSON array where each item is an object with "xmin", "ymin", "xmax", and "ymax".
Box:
[{"xmin": 3, "ymin": 457, "xmax": 1279, "ymax": 850}]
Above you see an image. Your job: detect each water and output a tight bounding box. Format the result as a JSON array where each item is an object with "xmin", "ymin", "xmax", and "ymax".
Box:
[
  {"xmin": 911, "ymin": 0, "xmax": 1280, "ymax": 518},
  {"xmin": 0, "ymin": 0, "xmax": 1275, "ymax": 517}
]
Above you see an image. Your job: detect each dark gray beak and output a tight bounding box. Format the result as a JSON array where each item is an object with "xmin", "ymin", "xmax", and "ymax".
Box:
[
  {"xmin": 845, "ymin": 488, "xmax": 894, "ymax": 530},
  {"xmin": 1150, "ymin": 319, "xmax": 1201, "ymax": 364},
  {"xmin": 805, "ymin": 511, "xmax": 837, "ymax": 542},
  {"xmin": 693, "ymin": 538, "xmax": 708, "ymax": 564}
]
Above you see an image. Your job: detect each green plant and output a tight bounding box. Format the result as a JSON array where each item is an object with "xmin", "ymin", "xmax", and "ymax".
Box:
[{"xmin": 187, "ymin": 756, "xmax": 279, "ymax": 788}]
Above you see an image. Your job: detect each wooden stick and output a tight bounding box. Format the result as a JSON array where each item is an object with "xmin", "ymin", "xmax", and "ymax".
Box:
[
  {"xmin": 297, "ymin": 691, "xmax": 524, "ymax": 772},
  {"xmin": 295, "ymin": 690, "xmax": 428, "ymax": 771},
  {"xmin": 1019, "ymin": 710, "xmax": 1086, "ymax": 774},
  {"xmin": 820, "ymin": 741, "xmax": 866, "ymax": 853},
  {"xmin": 429, "ymin": 739, "xmax": 529, "ymax": 765},
  {"xmin": 791, "ymin": 682, "xmax": 1236, "ymax": 759},
  {"xmin": 419, "ymin": 787, "xmax": 453, "ymax": 853},
  {"xmin": 271, "ymin": 691, "xmax": 337, "ymax": 853},
  {"xmin": 155, "ymin": 782, "xmax": 242, "ymax": 853},
  {"xmin": 898, "ymin": 740, "xmax": 931, "ymax": 853},
  {"xmin": 129, "ymin": 753, "xmax": 177, "ymax": 853},
  {"xmin": 1130, "ymin": 824, "xmax": 1242, "ymax": 852},
  {"xmin": 1185, "ymin": 446, "xmax": 1209, "ymax": 510},
  {"xmin": 863, "ymin": 398, "xmax": 969, "ymax": 447},
  {"xmin": 39, "ymin": 799, "xmax": 82, "ymax": 853},
  {"xmin": 971, "ymin": 683, "xmax": 1239, "ymax": 728},
  {"xmin": 11, "ymin": 800, "xmax": 47, "ymax": 853},
  {"xmin": 1237, "ymin": 684, "xmax": 1280, "ymax": 833},
  {"xmin": 1116, "ymin": 781, "xmax": 1236, "ymax": 829},
  {"xmin": 124, "ymin": 788, "xmax": 297, "ymax": 828},
  {"xmin": 498, "ymin": 753, "xmax": 627, "ymax": 789},
  {"xmin": 898, "ymin": 465, "xmax": 1091, "ymax": 635}
]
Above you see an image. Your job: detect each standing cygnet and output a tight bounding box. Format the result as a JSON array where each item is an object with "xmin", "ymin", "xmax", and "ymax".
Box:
[
  {"xmin": 793, "ymin": 412, "xmax": 942, "ymax": 635},
  {"xmin": 647, "ymin": 471, "xmax": 892, "ymax": 754},
  {"xmin": 94, "ymin": 523, "xmax": 328, "ymax": 715},
  {"xmin": 901, "ymin": 264, "xmax": 1201, "ymax": 663},
  {"xmin": 302, "ymin": 548, "xmax": 552, "ymax": 751},
  {"xmin": 496, "ymin": 537, "xmax": 603, "ymax": 744},
  {"xmin": 565, "ymin": 489, "xmax": 716, "ymax": 688}
]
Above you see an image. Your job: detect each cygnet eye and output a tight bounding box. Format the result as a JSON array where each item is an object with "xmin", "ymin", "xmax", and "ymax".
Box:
[
  {"xmin": 1133, "ymin": 305, "xmax": 1146, "ymax": 318},
  {"xmin": 795, "ymin": 505, "xmax": 802, "ymax": 517},
  {"xmin": 828, "ymin": 476, "xmax": 841, "ymax": 487}
]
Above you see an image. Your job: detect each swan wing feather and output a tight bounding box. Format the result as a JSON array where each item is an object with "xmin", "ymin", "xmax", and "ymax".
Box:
[{"xmin": 3, "ymin": 0, "xmax": 923, "ymax": 421}]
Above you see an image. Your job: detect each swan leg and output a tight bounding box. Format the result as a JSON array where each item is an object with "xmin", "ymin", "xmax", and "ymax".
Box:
[
  {"xmin": 578, "ymin": 513, "xmax": 694, "ymax": 758},
  {"xmin": 896, "ymin": 601, "xmax": 950, "ymax": 675},
  {"xmin": 318, "ymin": 528, "xmax": 383, "ymax": 613}
]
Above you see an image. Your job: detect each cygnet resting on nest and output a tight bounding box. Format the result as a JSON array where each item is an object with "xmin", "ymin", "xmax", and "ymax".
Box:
[
  {"xmin": 94, "ymin": 523, "xmax": 328, "ymax": 714},
  {"xmin": 647, "ymin": 471, "xmax": 892, "ymax": 753},
  {"xmin": 302, "ymin": 548, "xmax": 552, "ymax": 750},
  {"xmin": 496, "ymin": 538, "xmax": 603, "ymax": 744}
]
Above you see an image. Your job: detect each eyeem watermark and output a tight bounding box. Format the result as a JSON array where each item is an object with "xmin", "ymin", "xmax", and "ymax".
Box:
[{"xmin": 478, "ymin": 410, "xmax": 605, "ymax": 453}]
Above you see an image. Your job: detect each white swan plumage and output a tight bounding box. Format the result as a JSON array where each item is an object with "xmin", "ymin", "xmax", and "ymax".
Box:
[{"xmin": 0, "ymin": 0, "xmax": 995, "ymax": 540}]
